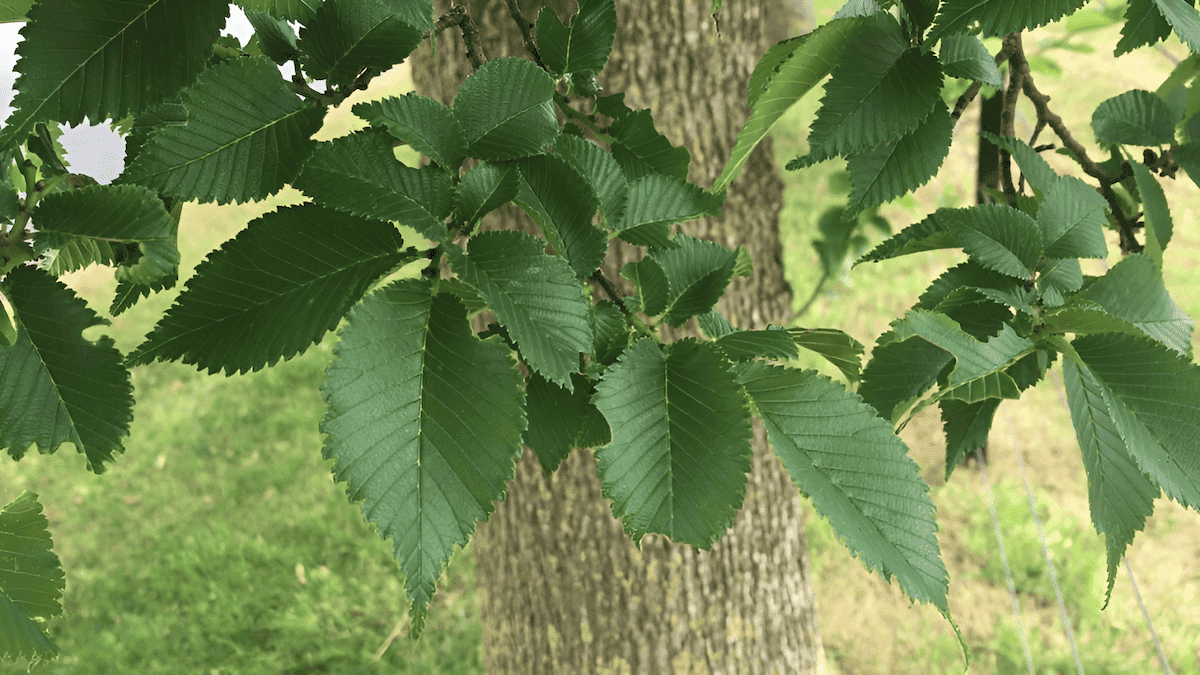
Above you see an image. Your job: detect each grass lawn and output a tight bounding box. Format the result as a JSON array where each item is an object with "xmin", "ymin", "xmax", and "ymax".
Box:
[{"xmin": 4, "ymin": 2, "xmax": 1200, "ymax": 673}]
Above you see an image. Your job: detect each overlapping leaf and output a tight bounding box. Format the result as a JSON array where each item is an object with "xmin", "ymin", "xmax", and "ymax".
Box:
[
  {"xmin": 454, "ymin": 162, "xmax": 518, "ymax": 228},
  {"xmin": 952, "ymin": 204, "xmax": 1043, "ymax": 278},
  {"xmin": 0, "ymin": 0, "xmax": 228, "ymax": 147},
  {"xmin": 554, "ymin": 134, "xmax": 628, "ymax": 226},
  {"xmin": 738, "ymin": 363, "xmax": 949, "ymax": 612},
  {"xmin": 1062, "ymin": 359, "xmax": 1158, "ymax": 604},
  {"xmin": 1091, "ymin": 90, "xmax": 1179, "ymax": 146},
  {"xmin": 30, "ymin": 185, "xmax": 174, "ymax": 272},
  {"xmin": 536, "ymin": 0, "xmax": 617, "ymax": 75},
  {"xmin": 651, "ymin": 234, "xmax": 739, "ymax": 327},
  {"xmin": 593, "ymin": 339, "xmax": 753, "ymax": 548},
  {"xmin": 512, "ymin": 153, "xmax": 605, "ymax": 278},
  {"xmin": 299, "ymin": 0, "xmax": 430, "ymax": 88},
  {"xmin": 982, "ymin": 133, "xmax": 1058, "ymax": 194},
  {"xmin": 938, "ymin": 34, "xmax": 1003, "ymax": 86},
  {"xmin": 353, "ymin": 93, "xmax": 468, "ymax": 170},
  {"xmin": 1118, "ymin": 0, "xmax": 1174, "ymax": 54},
  {"xmin": 0, "ymin": 492, "xmax": 63, "ymax": 661},
  {"xmin": 846, "ymin": 100, "xmax": 952, "ymax": 214},
  {"xmin": 246, "ymin": 9, "xmax": 300, "ymax": 65},
  {"xmin": 616, "ymin": 174, "xmax": 723, "ymax": 248},
  {"xmin": 1156, "ymin": 0, "xmax": 1200, "ymax": 54},
  {"xmin": 609, "ymin": 110, "xmax": 691, "ymax": 180},
  {"xmin": 321, "ymin": 279, "xmax": 525, "ymax": 637},
  {"xmin": 788, "ymin": 327, "xmax": 865, "ymax": 383},
  {"xmin": 452, "ymin": 58, "xmax": 558, "ymax": 161},
  {"xmin": 120, "ymin": 57, "xmax": 325, "ymax": 204},
  {"xmin": 293, "ymin": 129, "xmax": 453, "ymax": 241},
  {"xmin": 1130, "ymin": 161, "xmax": 1174, "ymax": 266},
  {"xmin": 445, "ymin": 231, "xmax": 592, "ymax": 390},
  {"xmin": 237, "ymin": 0, "xmax": 323, "ymax": 21},
  {"xmin": 621, "ymin": 258, "xmax": 670, "ymax": 316},
  {"xmin": 525, "ymin": 372, "xmax": 593, "ymax": 475},
  {"xmin": 0, "ymin": 265, "xmax": 131, "ymax": 472},
  {"xmin": 892, "ymin": 311, "xmax": 1035, "ymax": 391},
  {"xmin": 927, "ymin": 0, "xmax": 1088, "ymax": 44},
  {"xmin": 1037, "ymin": 175, "xmax": 1109, "ymax": 259},
  {"xmin": 1071, "ymin": 254, "xmax": 1193, "ymax": 354},
  {"xmin": 129, "ymin": 205, "xmax": 419, "ymax": 374},
  {"xmin": 712, "ymin": 327, "xmax": 800, "ymax": 362}
]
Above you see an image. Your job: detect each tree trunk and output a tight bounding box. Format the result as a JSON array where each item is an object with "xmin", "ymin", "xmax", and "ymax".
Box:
[{"xmin": 414, "ymin": 2, "xmax": 823, "ymax": 672}]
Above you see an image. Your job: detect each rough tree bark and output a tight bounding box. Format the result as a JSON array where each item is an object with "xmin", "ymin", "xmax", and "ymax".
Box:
[{"xmin": 414, "ymin": 2, "xmax": 822, "ymax": 672}]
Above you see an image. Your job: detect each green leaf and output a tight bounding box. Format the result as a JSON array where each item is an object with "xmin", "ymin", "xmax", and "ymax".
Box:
[
  {"xmin": 788, "ymin": 327, "xmax": 865, "ymax": 384},
  {"xmin": 856, "ymin": 208, "xmax": 963, "ymax": 263},
  {"xmin": 293, "ymin": 129, "xmax": 454, "ymax": 241},
  {"xmin": 525, "ymin": 372, "xmax": 592, "ymax": 475},
  {"xmin": 609, "ymin": 110, "xmax": 690, "ymax": 180},
  {"xmin": 0, "ymin": 0, "xmax": 33, "ymax": 22},
  {"xmin": 593, "ymin": 339, "xmax": 753, "ymax": 548},
  {"xmin": 245, "ymin": 9, "xmax": 300, "ymax": 65},
  {"xmin": 715, "ymin": 17, "xmax": 866, "ymax": 191},
  {"xmin": 298, "ymin": 0, "xmax": 428, "ymax": 88},
  {"xmin": 808, "ymin": 14, "xmax": 943, "ymax": 158},
  {"xmin": 591, "ymin": 300, "xmax": 629, "ymax": 366},
  {"xmin": 892, "ymin": 311, "xmax": 1036, "ymax": 390},
  {"xmin": 30, "ymin": 184, "xmax": 174, "ymax": 273},
  {"xmin": 738, "ymin": 363, "xmax": 949, "ymax": 612},
  {"xmin": 120, "ymin": 57, "xmax": 324, "ymax": 204},
  {"xmin": 1062, "ymin": 358, "xmax": 1158, "ymax": 605},
  {"xmin": 353, "ymin": 93, "xmax": 468, "ymax": 170},
  {"xmin": 713, "ymin": 327, "xmax": 800, "ymax": 362},
  {"xmin": 129, "ymin": 205, "xmax": 419, "ymax": 374},
  {"xmin": 927, "ymin": 0, "xmax": 1088, "ymax": 44},
  {"xmin": 1129, "ymin": 161, "xmax": 1174, "ymax": 266},
  {"xmin": 236, "ymin": 0, "xmax": 323, "ymax": 22},
  {"xmin": 0, "ymin": 0, "xmax": 228, "ymax": 148},
  {"xmin": 454, "ymin": 162, "xmax": 518, "ymax": 227},
  {"xmin": 697, "ymin": 309, "xmax": 736, "ymax": 339},
  {"xmin": 536, "ymin": 0, "xmax": 617, "ymax": 75},
  {"xmin": 554, "ymin": 135, "xmax": 628, "ymax": 227},
  {"xmin": 1091, "ymin": 90, "xmax": 1179, "ymax": 146},
  {"xmin": 1155, "ymin": 0, "xmax": 1200, "ymax": 54},
  {"xmin": 621, "ymin": 258, "xmax": 670, "ymax": 316},
  {"xmin": 446, "ymin": 231, "xmax": 592, "ymax": 390},
  {"xmin": 846, "ymin": 100, "xmax": 952, "ymax": 214},
  {"xmin": 1037, "ymin": 176, "xmax": 1109, "ymax": 259},
  {"xmin": 452, "ymin": 58, "xmax": 558, "ymax": 161},
  {"xmin": 0, "ymin": 492, "xmax": 64, "ymax": 661},
  {"xmin": 0, "ymin": 265, "xmax": 132, "ymax": 472},
  {"xmin": 616, "ymin": 174, "xmax": 723, "ymax": 246},
  {"xmin": 901, "ymin": 0, "xmax": 941, "ymax": 32},
  {"xmin": 1037, "ymin": 257, "xmax": 1084, "ymax": 307},
  {"xmin": 321, "ymin": 279, "xmax": 524, "ymax": 638},
  {"xmin": 1071, "ymin": 333, "xmax": 1200, "ymax": 509},
  {"xmin": 1117, "ymin": 0, "xmax": 1174, "ymax": 55},
  {"xmin": 512, "ymin": 153, "xmax": 605, "ymax": 279},
  {"xmin": 1074, "ymin": 254, "xmax": 1192, "ymax": 354},
  {"xmin": 938, "ymin": 34, "xmax": 1002, "ymax": 86},
  {"xmin": 652, "ymin": 234, "xmax": 739, "ymax": 327},
  {"xmin": 952, "ymin": 204, "xmax": 1043, "ymax": 278},
  {"xmin": 982, "ymin": 133, "xmax": 1058, "ymax": 194},
  {"xmin": 859, "ymin": 336, "xmax": 952, "ymax": 420}
]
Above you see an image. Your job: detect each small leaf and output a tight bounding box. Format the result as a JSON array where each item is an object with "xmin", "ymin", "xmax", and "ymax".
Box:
[
  {"xmin": 536, "ymin": 0, "xmax": 617, "ymax": 75},
  {"xmin": 1129, "ymin": 161, "xmax": 1174, "ymax": 266},
  {"xmin": 616, "ymin": 174, "xmax": 723, "ymax": 244},
  {"xmin": 846, "ymin": 100, "xmax": 952, "ymax": 214},
  {"xmin": 554, "ymin": 134, "xmax": 628, "ymax": 227},
  {"xmin": 321, "ymin": 279, "xmax": 524, "ymax": 638},
  {"xmin": 982, "ymin": 133, "xmax": 1059, "ymax": 194},
  {"xmin": 739, "ymin": 363, "xmax": 949, "ymax": 612},
  {"xmin": 652, "ymin": 234, "xmax": 739, "ymax": 327},
  {"xmin": 293, "ymin": 129, "xmax": 454, "ymax": 241},
  {"xmin": 453, "ymin": 58, "xmax": 558, "ymax": 161},
  {"xmin": 353, "ymin": 93, "xmax": 468, "ymax": 170},
  {"xmin": 859, "ymin": 335, "xmax": 952, "ymax": 420},
  {"xmin": 246, "ymin": 9, "xmax": 300, "ymax": 65},
  {"xmin": 857, "ymin": 208, "xmax": 962, "ymax": 263},
  {"xmin": 1037, "ymin": 176, "xmax": 1109, "ymax": 259},
  {"xmin": 891, "ymin": 311, "xmax": 1036, "ymax": 390},
  {"xmin": 1091, "ymin": 90, "xmax": 1179, "ymax": 146},
  {"xmin": 525, "ymin": 372, "xmax": 593, "ymax": 475},
  {"xmin": 120, "ymin": 57, "xmax": 325, "ymax": 204},
  {"xmin": 788, "ymin": 327, "xmax": 865, "ymax": 384},
  {"xmin": 697, "ymin": 309, "xmax": 736, "ymax": 339},
  {"xmin": 593, "ymin": 339, "xmax": 753, "ymax": 548},
  {"xmin": 591, "ymin": 300, "xmax": 629, "ymax": 366},
  {"xmin": 938, "ymin": 34, "xmax": 1002, "ymax": 86},
  {"xmin": 298, "ymin": 0, "xmax": 428, "ymax": 88},
  {"xmin": 609, "ymin": 110, "xmax": 690, "ymax": 180},
  {"xmin": 446, "ymin": 231, "xmax": 592, "ymax": 390},
  {"xmin": 512, "ymin": 153, "xmax": 605, "ymax": 279},
  {"xmin": 129, "ymin": 205, "xmax": 419, "ymax": 374},
  {"xmin": 454, "ymin": 162, "xmax": 518, "ymax": 227},
  {"xmin": 0, "ymin": 492, "xmax": 64, "ymax": 661},
  {"xmin": 0, "ymin": 265, "xmax": 132, "ymax": 472},
  {"xmin": 1117, "ymin": 0, "xmax": 1173, "ymax": 55},
  {"xmin": 621, "ymin": 258, "xmax": 670, "ymax": 316}
]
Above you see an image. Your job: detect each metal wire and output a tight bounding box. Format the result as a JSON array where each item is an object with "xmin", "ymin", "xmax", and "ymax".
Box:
[{"xmin": 977, "ymin": 448, "xmax": 1037, "ymax": 675}]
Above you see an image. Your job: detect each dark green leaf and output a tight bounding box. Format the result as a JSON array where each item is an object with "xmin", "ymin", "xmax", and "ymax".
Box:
[
  {"xmin": 120, "ymin": 57, "xmax": 324, "ymax": 204},
  {"xmin": 858, "ymin": 335, "xmax": 952, "ymax": 420},
  {"xmin": 938, "ymin": 34, "xmax": 1002, "ymax": 86},
  {"xmin": 928, "ymin": 0, "xmax": 1088, "ymax": 44},
  {"xmin": 512, "ymin": 153, "xmax": 605, "ymax": 279},
  {"xmin": 0, "ymin": 492, "xmax": 64, "ymax": 660},
  {"xmin": 0, "ymin": 0, "xmax": 228, "ymax": 148},
  {"xmin": 857, "ymin": 208, "xmax": 963, "ymax": 263},
  {"xmin": 591, "ymin": 300, "xmax": 629, "ymax": 366},
  {"xmin": 901, "ymin": 0, "xmax": 940, "ymax": 32},
  {"xmin": 30, "ymin": 184, "xmax": 174, "ymax": 274},
  {"xmin": 1037, "ymin": 176, "xmax": 1109, "ymax": 259},
  {"xmin": 739, "ymin": 363, "xmax": 949, "ymax": 612},
  {"xmin": 892, "ymin": 311, "xmax": 1035, "ymax": 392},
  {"xmin": 454, "ymin": 162, "xmax": 518, "ymax": 227},
  {"xmin": 609, "ymin": 110, "xmax": 690, "ymax": 180},
  {"xmin": 0, "ymin": 265, "xmax": 131, "ymax": 472},
  {"xmin": 321, "ymin": 279, "xmax": 524, "ymax": 638},
  {"xmin": 246, "ymin": 9, "xmax": 299, "ymax": 65},
  {"xmin": 452, "ymin": 58, "xmax": 558, "ymax": 161},
  {"xmin": 982, "ymin": 133, "xmax": 1058, "ymax": 194},
  {"xmin": 554, "ymin": 134, "xmax": 628, "ymax": 227},
  {"xmin": 129, "ymin": 205, "xmax": 418, "ymax": 374},
  {"xmin": 652, "ymin": 234, "xmax": 739, "ymax": 327},
  {"xmin": 621, "ymin": 258, "xmax": 670, "ymax": 316},
  {"xmin": 293, "ymin": 129, "xmax": 454, "ymax": 241},
  {"xmin": 617, "ymin": 174, "xmax": 723, "ymax": 243},
  {"xmin": 525, "ymin": 372, "xmax": 592, "ymax": 475},
  {"xmin": 713, "ymin": 327, "xmax": 800, "ymax": 362},
  {"xmin": 952, "ymin": 204, "xmax": 1043, "ymax": 278},
  {"xmin": 236, "ymin": 0, "xmax": 323, "ymax": 22},
  {"xmin": 536, "ymin": 0, "xmax": 617, "ymax": 75},
  {"xmin": 353, "ymin": 93, "xmax": 468, "ymax": 170},
  {"xmin": 788, "ymin": 327, "xmax": 865, "ymax": 383},
  {"xmin": 1037, "ymin": 258, "xmax": 1083, "ymax": 306},
  {"xmin": 593, "ymin": 339, "xmax": 753, "ymax": 548},
  {"xmin": 446, "ymin": 231, "xmax": 592, "ymax": 390},
  {"xmin": 1129, "ymin": 161, "xmax": 1174, "ymax": 266},
  {"xmin": 298, "ymin": 0, "xmax": 428, "ymax": 88},
  {"xmin": 697, "ymin": 309, "xmax": 736, "ymax": 339},
  {"xmin": 846, "ymin": 100, "xmax": 953, "ymax": 214},
  {"xmin": 1091, "ymin": 90, "xmax": 1179, "ymax": 146},
  {"xmin": 1117, "ymin": 0, "xmax": 1173, "ymax": 55}
]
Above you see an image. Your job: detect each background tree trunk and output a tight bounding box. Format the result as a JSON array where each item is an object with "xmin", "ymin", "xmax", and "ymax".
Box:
[{"xmin": 415, "ymin": 2, "xmax": 822, "ymax": 672}]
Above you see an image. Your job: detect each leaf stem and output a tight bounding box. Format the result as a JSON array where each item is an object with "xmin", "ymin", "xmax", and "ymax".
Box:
[
  {"xmin": 590, "ymin": 270, "xmax": 629, "ymax": 314},
  {"xmin": 554, "ymin": 93, "xmax": 616, "ymax": 143}
]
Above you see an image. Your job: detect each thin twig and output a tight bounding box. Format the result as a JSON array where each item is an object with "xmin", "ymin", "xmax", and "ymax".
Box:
[
  {"xmin": 999, "ymin": 34, "xmax": 1024, "ymax": 206},
  {"xmin": 590, "ymin": 270, "xmax": 630, "ymax": 315},
  {"xmin": 430, "ymin": 4, "xmax": 487, "ymax": 69},
  {"xmin": 504, "ymin": 0, "xmax": 549, "ymax": 71}
]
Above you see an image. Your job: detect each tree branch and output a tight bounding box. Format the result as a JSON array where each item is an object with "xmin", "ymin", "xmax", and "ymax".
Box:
[
  {"xmin": 590, "ymin": 270, "xmax": 630, "ymax": 315},
  {"xmin": 998, "ymin": 34, "xmax": 1024, "ymax": 206},
  {"xmin": 432, "ymin": 3, "xmax": 487, "ymax": 69},
  {"xmin": 504, "ymin": 0, "xmax": 549, "ymax": 71}
]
